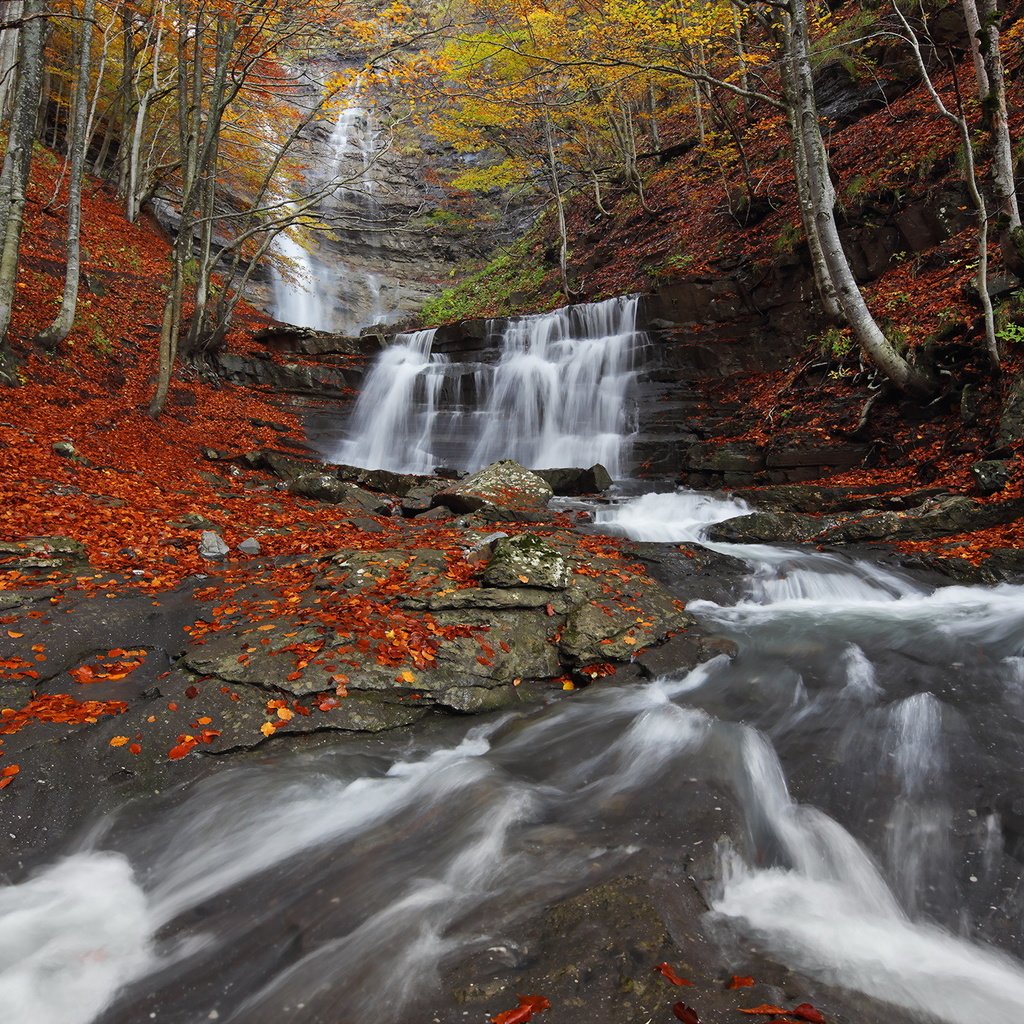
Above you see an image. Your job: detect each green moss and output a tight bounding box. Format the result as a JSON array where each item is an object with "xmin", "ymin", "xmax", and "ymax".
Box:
[{"xmin": 419, "ymin": 235, "xmax": 551, "ymax": 326}]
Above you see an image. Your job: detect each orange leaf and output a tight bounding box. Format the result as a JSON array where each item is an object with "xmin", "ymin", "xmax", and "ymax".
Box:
[
  {"xmin": 6, "ymin": 631, "xmax": 24, "ymax": 638},
  {"xmin": 791, "ymin": 1006, "xmax": 826, "ymax": 1024},
  {"xmin": 654, "ymin": 963, "xmax": 693, "ymax": 986},
  {"xmin": 728, "ymin": 977, "xmax": 755, "ymax": 989},
  {"xmin": 740, "ymin": 1008, "xmax": 791, "ymax": 1016},
  {"xmin": 399, "ymin": 670, "xmax": 415, "ymax": 683},
  {"xmin": 276, "ymin": 707, "xmax": 294, "ymax": 721},
  {"xmin": 129, "ymin": 743, "xmax": 142, "ymax": 755},
  {"xmin": 490, "ymin": 995, "xmax": 550, "ymax": 1024},
  {"xmin": 0, "ymin": 777, "xmax": 12, "ymax": 790},
  {"xmin": 108, "ymin": 736, "xmax": 130, "ymax": 747},
  {"xmin": 1, "ymin": 764, "xmax": 20, "ymax": 778},
  {"xmin": 260, "ymin": 721, "xmax": 276, "ymax": 737},
  {"xmin": 197, "ymin": 716, "xmax": 212, "ymax": 725},
  {"xmin": 167, "ymin": 742, "xmax": 194, "ymax": 760}
]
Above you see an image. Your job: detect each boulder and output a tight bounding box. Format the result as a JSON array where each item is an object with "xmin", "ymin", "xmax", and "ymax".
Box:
[
  {"xmin": 482, "ymin": 534, "xmax": 572, "ymax": 590},
  {"xmin": 971, "ymin": 459, "xmax": 1013, "ymax": 495},
  {"xmin": 707, "ymin": 510, "xmax": 831, "ymax": 544},
  {"xmin": 335, "ymin": 463, "xmax": 438, "ymax": 497},
  {"xmin": 533, "ymin": 464, "xmax": 614, "ymax": 495},
  {"xmin": 198, "ymin": 531, "xmax": 230, "ymax": 560},
  {"xmin": 236, "ymin": 537, "xmax": 261, "ymax": 556},
  {"xmin": 288, "ymin": 473, "xmax": 391, "ymax": 513},
  {"xmin": 433, "ymin": 460, "xmax": 553, "ymax": 514}
]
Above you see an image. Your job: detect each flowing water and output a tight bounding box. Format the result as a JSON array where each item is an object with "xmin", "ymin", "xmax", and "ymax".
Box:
[
  {"xmin": 331, "ymin": 295, "xmax": 647, "ymax": 476},
  {"xmin": 5, "ymin": 490, "xmax": 1024, "ymax": 1024},
  {"xmin": 7, "ymin": 290, "xmax": 1024, "ymax": 1021}
]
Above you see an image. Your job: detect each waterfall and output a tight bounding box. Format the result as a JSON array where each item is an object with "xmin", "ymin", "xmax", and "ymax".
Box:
[
  {"xmin": 270, "ymin": 92, "xmax": 389, "ymax": 333},
  {"xmin": 332, "ymin": 295, "xmax": 647, "ymax": 476}
]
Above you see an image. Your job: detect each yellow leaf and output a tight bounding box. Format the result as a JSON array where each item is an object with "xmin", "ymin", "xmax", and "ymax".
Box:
[
  {"xmin": 276, "ymin": 707, "xmax": 294, "ymax": 721},
  {"xmin": 562, "ymin": 680, "xmax": 575, "ymax": 691},
  {"xmin": 260, "ymin": 722, "xmax": 276, "ymax": 737},
  {"xmin": 622, "ymin": 635, "xmax": 637, "ymax": 645},
  {"xmin": 400, "ymin": 670, "xmax": 415, "ymax": 683},
  {"xmin": 109, "ymin": 735, "xmax": 130, "ymax": 747}
]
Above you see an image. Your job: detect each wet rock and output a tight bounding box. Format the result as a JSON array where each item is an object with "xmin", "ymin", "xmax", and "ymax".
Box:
[
  {"xmin": 972, "ymin": 459, "xmax": 1013, "ymax": 495},
  {"xmin": 0, "ymin": 535, "xmax": 89, "ymax": 570},
  {"xmin": 818, "ymin": 495, "xmax": 1024, "ymax": 543},
  {"xmin": 260, "ymin": 450, "xmax": 326, "ymax": 483},
  {"xmin": 635, "ymin": 632, "xmax": 737, "ymax": 679},
  {"xmin": 335, "ymin": 463, "xmax": 437, "ymax": 497},
  {"xmin": 237, "ymin": 537, "xmax": 261, "ymax": 556},
  {"xmin": 288, "ymin": 473, "xmax": 391, "ymax": 513},
  {"xmin": 559, "ymin": 587, "xmax": 690, "ymax": 665},
  {"xmin": 707, "ymin": 510, "xmax": 831, "ymax": 544},
  {"xmin": 433, "ymin": 460, "xmax": 553, "ymax": 514},
  {"xmin": 198, "ymin": 531, "xmax": 230, "ymax": 560},
  {"xmin": 482, "ymin": 534, "xmax": 571, "ymax": 590},
  {"xmin": 534, "ymin": 464, "xmax": 613, "ymax": 495},
  {"xmin": 52, "ymin": 441, "xmax": 78, "ymax": 458},
  {"xmin": 960, "ymin": 384, "xmax": 982, "ymax": 426},
  {"xmin": 400, "ymin": 486, "xmax": 439, "ymax": 516}
]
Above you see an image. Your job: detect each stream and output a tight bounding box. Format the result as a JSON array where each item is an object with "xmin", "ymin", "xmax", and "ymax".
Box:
[
  {"xmin": 5, "ymin": 490, "xmax": 1024, "ymax": 1024},
  {"xmin": 6, "ymin": 292, "xmax": 1024, "ymax": 1023}
]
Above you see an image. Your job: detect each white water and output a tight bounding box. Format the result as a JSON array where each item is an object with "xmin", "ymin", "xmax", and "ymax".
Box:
[
  {"xmin": 333, "ymin": 295, "xmax": 646, "ymax": 475},
  {"xmin": 271, "ymin": 94, "xmax": 389, "ymax": 333}
]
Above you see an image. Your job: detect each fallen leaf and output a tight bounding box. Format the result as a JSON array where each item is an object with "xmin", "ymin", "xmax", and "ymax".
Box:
[
  {"xmin": 128, "ymin": 743, "xmax": 142, "ymax": 755},
  {"xmin": 728, "ymin": 977, "xmax": 755, "ymax": 989},
  {"xmin": 673, "ymin": 1003, "xmax": 700, "ymax": 1024},
  {"xmin": 167, "ymin": 742, "xmax": 194, "ymax": 760},
  {"xmin": 791, "ymin": 1005, "xmax": 826, "ymax": 1024},
  {"xmin": 260, "ymin": 721, "xmax": 276, "ymax": 737},
  {"xmin": 1, "ymin": 764, "xmax": 20, "ymax": 777},
  {"xmin": 740, "ymin": 1008, "xmax": 791, "ymax": 1017},
  {"xmin": 108, "ymin": 736, "xmax": 130, "ymax": 747},
  {"xmin": 399, "ymin": 669, "xmax": 415, "ymax": 683},
  {"xmin": 654, "ymin": 962, "xmax": 693, "ymax": 986},
  {"xmin": 490, "ymin": 995, "xmax": 550, "ymax": 1024},
  {"xmin": 276, "ymin": 707, "xmax": 294, "ymax": 721},
  {"xmin": 6, "ymin": 631, "xmax": 23, "ymax": 638}
]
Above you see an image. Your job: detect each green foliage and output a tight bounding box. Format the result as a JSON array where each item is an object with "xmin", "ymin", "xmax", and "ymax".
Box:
[
  {"xmin": 995, "ymin": 289, "xmax": 1024, "ymax": 344},
  {"xmin": 90, "ymin": 325, "xmax": 114, "ymax": 356},
  {"xmin": 648, "ymin": 252, "xmax": 695, "ymax": 281},
  {"xmin": 773, "ymin": 221, "xmax": 803, "ymax": 255},
  {"xmin": 419, "ymin": 239, "xmax": 549, "ymax": 325},
  {"xmin": 816, "ymin": 325, "xmax": 854, "ymax": 359}
]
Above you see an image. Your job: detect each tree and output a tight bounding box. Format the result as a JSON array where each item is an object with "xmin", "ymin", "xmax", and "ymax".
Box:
[
  {"xmin": 0, "ymin": 0, "xmax": 47, "ymax": 377},
  {"xmin": 34, "ymin": 0, "xmax": 97, "ymax": 351}
]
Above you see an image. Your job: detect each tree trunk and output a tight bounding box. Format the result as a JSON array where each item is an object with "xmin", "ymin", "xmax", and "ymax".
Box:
[
  {"xmin": 976, "ymin": 0, "xmax": 1022, "ymax": 271},
  {"xmin": 0, "ymin": 0, "xmax": 46, "ymax": 358},
  {"xmin": 544, "ymin": 115, "xmax": 572, "ymax": 300},
  {"xmin": 785, "ymin": 0, "xmax": 934, "ymax": 394},
  {"xmin": 0, "ymin": 0, "xmax": 23, "ymax": 119},
  {"xmin": 35, "ymin": 0, "xmax": 96, "ymax": 351}
]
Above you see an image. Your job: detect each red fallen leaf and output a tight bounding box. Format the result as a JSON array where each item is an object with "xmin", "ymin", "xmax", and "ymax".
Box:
[
  {"xmin": 490, "ymin": 995, "xmax": 550, "ymax": 1024},
  {"xmin": 654, "ymin": 962, "xmax": 693, "ymax": 986},
  {"xmin": 128, "ymin": 743, "xmax": 142, "ymax": 755},
  {"xmin": 739, "ymin": 1008, "xmax": 791, "ymax": 1016},
  {"xmin": 545, "ymin": 603, "xmax": 555, "ymax": 616},
  {"xmin": 673, "ymin": 1003, "xmax": 701, "ymax": 1024},
  {"xmin": 167, "ymin": 741, "xmax": 195, "ymax": 760},
  {"xmin": 728, "ymin": 976, "xmax": 756, "ymax": 989},
  {"xmin": 791, "ymin": 1005, "xmax": 826, "ymax": 1024},
  {"xmin": 1, "ymin": 764, "xmax": 20, "ymax": 777},
  {"xmin": 184, "ymin": 685, "xmax": 199, "ymax": 699},
  {"xmin": 0, "ymin": 777, "xmax": 12, "ymax": 790}
]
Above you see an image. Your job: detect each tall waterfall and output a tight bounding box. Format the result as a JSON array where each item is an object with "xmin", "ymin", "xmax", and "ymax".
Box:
[
  {"xmin": 331, "ymin": 295, "xmax": 647, "ymax": 477},
  {"xmin": 270, "ymin": 94, "xmax": 387, "ymax": 333}
]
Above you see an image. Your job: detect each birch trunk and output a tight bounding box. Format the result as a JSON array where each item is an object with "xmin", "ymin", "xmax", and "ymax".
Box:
[
  {"xmin": 0, "ymin": 0, "xmax": 46, "ymax": 359},
  {"xmin": 35, "ymin": 0, "xmax": 96, "ymax": 350},
  {"xmin": 0, "ymin": 0, "xmax": 23, "ymax": 119},
  {"xmin": 785, "ymin": 0, "xmax": 933, "ymax": 394}
]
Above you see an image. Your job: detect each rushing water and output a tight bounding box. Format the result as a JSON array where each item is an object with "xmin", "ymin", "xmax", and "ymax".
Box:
[
  {"xmin": 5, "ymin": 489, "xmax": 1024, "ymax": 1024},
  {"xmin": 332, "ymin": 295, "xmax": 647, "ymax": 475}
]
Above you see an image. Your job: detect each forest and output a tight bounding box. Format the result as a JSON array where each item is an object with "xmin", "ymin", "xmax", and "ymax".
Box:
[{"xmin": 2, "ymin": 2, "xmax": 1024, "ymax": 1024}]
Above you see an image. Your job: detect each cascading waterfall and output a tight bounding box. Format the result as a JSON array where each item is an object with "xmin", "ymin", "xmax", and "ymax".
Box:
[
  {"xmin": 333, "ymin": 295, "xmax": 647, "ymax": 476},
  {"xmin": 270, "ymin": 92, "xmax": 388, "ymax": 333}
]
